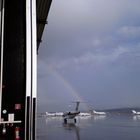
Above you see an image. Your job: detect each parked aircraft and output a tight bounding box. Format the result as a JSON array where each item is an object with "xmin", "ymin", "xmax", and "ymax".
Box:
[
  {"xmin": 132, "ymin": 110, "xmax": 140, "ymax": 115},
  {"xmin": 46, "ymin": 112, "xmax": 63, "ymax": 117},
  {"xmin": 92, "ymin": 110, "xmax": 106, "ymax": 115},
  {"xmin": 79, "ymin": 112, "xmax": 91, "ymax": 116}
]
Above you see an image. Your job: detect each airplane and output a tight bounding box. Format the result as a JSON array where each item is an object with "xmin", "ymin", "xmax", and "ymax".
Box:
[
  {"xmin": 79, "ymin": 112, "xmax": 91, "ymax": 116},
  {"xmin": 63, "ymin": 101, "xmax": 80, "ymax": 123},
  {"xmin": 46, "ymin": 112, "xmax": 63, "ymax": 117},
  {"xmin": 132, "ymin": 110, "xmax": 140, "ymax": 115},
  {"xmin": 92, "ymin": 110, "xmax": 106, "ymax": 115}
]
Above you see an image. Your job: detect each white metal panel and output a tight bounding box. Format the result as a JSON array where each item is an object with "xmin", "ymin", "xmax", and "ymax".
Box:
[
  {"xmin": 26, "ymin": 0, "xmax": 32, "ymax": 97},
  {"xmin": 25, "ymin": 0, "xmax": 32, "ymax": 139},
  {"xmin": 31, "ymin": 1, "xmax": 37, "ymax": 140},
  {"xmin": 0, "ymin": 120, "xmax": 22, "ymax": 124},
  {"xmin": 31, "ymin": 0, "xmax": 37, "ymax": 99},
  {"xmin": 0, "ymin": 0, "xmax": 5, "ymax": 121},
  {"xmin": 26, "ymin": 0, "xmax": 37, "ymax": 139}
]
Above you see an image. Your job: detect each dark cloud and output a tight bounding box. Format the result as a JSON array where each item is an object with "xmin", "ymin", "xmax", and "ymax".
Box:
[{"xmin": 38, "ymin": 0, "xmax": 140, "ymax": 111}]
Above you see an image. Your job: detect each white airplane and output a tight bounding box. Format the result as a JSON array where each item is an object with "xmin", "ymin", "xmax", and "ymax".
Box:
[
  {"xmin": 132, "ymin": 110, "xmax": 140, "ymax": 115},
  {"xmin": 46, "ymin": 112, "xmax": 56, "ymax": 117},
  {"xmin": 63, "ymin": 101, "xmax": 80, "ymax": 123},
  {"xmin": 79, "ymin": 112, "xmax": 91, "ymax": 116},
  {"xmin": 46, "ymin": 112, "xmax": 63, "ymax": 117},
  {"xmin": 92, "ymin": 110, "xmax": 106, "ymax": 115}
]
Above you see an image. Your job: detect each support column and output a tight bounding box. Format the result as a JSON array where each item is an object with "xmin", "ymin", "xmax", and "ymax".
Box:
[
  {"xmin": 0, "ymin": 0, "xmax": 5, "ymax": 121},
  {"xmin": 31, "ymin": 0, "xmax": 37, "ymax": 140},
  {"xmin": 25, "ymin": 0, "xmax": 32, "ymax": 139},
  {"xmin": 25, "ymin": 0, "xmax": 37, "ymax": 140}
]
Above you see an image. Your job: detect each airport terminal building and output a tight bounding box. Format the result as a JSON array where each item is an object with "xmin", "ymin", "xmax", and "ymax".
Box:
[{"xmin": 0, "ymin": 0, "xmax": 52, "ymax": 139}]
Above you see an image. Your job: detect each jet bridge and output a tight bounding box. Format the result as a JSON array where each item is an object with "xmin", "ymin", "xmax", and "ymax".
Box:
[{"xmin": 0, "ymin": 0, "xmax": 52, "ymax": 139}]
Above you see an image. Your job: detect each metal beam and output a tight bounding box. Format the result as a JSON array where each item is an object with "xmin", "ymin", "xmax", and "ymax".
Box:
[{"xmin": 0, "ymin": 0, "xmax": 5, "ymax": 122}]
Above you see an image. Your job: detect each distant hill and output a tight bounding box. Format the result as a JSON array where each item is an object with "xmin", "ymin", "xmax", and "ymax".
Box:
[{"xmin": 103, "ymin": 107, "xmax": 140, "ymax": 114}]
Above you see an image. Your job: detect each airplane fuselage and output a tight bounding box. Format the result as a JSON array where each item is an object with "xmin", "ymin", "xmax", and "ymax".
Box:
[
  {"xmin": 132, "ymin": 110, "xmax": 140, "ymax": 115},
  {"xmin": 63, "ymin": 111, "xmax": 80, "ymax": 119},
  {"xmin": 93, "ymin": 110, "xmax": 106, "ymax": 115}
]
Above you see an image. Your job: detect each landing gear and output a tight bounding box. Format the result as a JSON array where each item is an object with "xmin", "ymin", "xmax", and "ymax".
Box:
[
  {"xmin": 74, "ymin": 118, "xmax": 77, "ymax": 123},
  {"xmin": 64, "ymin": 118, "xmax": 67, "ymax": 124}
]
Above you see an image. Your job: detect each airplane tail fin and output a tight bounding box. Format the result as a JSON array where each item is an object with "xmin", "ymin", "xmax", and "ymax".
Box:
[
  {"xmin": 75, "ymin": 101, "xmax": 80, "ymax": 111},
  {"xmin": 93, "ymin": 110, "xmax": 96, "ymax": 114},
  {"xmin": 132, "ymin": 110, "xmax": 136, "ymax": 114}
]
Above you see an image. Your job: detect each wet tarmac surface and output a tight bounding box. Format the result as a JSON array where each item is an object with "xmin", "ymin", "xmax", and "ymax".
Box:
[{"xmin": 37, "ymin": 114, "xmax": 140, "ymax": 140}]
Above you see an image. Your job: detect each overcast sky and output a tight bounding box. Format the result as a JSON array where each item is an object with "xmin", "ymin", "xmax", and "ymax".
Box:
[{"xmin": 37, "ymin": 0, "xmax": 140, "ymax": 112}]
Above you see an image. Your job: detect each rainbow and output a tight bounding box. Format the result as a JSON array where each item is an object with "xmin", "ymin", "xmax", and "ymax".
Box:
[{"xmin": 46, "ymin": 64, "xmax": 89, "ymax": 110}]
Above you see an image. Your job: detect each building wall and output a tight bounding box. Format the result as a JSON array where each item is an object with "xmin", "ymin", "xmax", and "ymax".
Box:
[{"xmin": 2, "ymin": 0, "xmax": 26, "ymax": 139}]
